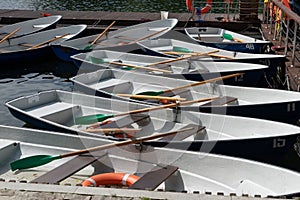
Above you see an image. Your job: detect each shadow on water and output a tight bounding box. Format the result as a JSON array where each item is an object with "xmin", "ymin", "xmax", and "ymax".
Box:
[{"xmin": 0, "ymin": 57, "xmax": 79, "ymax": 126}]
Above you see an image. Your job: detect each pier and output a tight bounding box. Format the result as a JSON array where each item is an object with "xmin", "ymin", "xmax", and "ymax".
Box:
[{"xmin": 0, "ymin": 1, "xmax": 300, "ymax": 198}]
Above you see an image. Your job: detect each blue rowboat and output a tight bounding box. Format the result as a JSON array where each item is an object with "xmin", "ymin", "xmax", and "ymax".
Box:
[{"xmin": 184, "ymin": 27, "xmax": 272, "ymax": 53}]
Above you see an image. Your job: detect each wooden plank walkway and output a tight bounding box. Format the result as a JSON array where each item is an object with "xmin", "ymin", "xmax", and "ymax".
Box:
[{"xmin": 0, "ymin": 9, "xmax": 259, "ymax": 32}]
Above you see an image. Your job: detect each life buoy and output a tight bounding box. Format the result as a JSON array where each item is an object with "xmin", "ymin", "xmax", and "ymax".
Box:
[
  {"xmin": 82, "ymin": 173, "xmax": 140, "ymax": 187},
  {"xmin": 186, "ymin": 0, "xmax": 212, "ymax": 15}
]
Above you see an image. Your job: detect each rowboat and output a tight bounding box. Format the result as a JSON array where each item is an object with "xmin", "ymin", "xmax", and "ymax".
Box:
[
  {"xmin": 70, "ymin": 68, "xmax": 300, "ymax": 126},
  {"xmin": 137, "ymin": 38, "xmax": 286, "ymax": 85},
  {"xmin": 184, "ymin": 27, "xmax": 271, "ymax": 53},
  {"xmin": 51, "ymin": 19, "xmax": 178, "ymax": 62},
  {"xmin": 5, "ymin": 89, "xmax": 300, "ymax": 171},
  {"xmin": 1, "ymin": 126, "xmax": 300, "ymax": 197},
  {"xmin": 0, "ymin": 15, "xmax": 62, "ymax": 40},
  {"xmin": 4, "ymin": 89, "xmax": 199, "ymax": 141},
  {"xmin": 0, "ymin": 24, "xmax": 87, "ymax": 65},
  {"xmin": 70, "ymin": 49, "xmax": 269, "ymax": 87}
]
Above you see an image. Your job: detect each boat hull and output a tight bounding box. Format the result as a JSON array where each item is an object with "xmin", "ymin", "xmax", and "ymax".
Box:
[
  {"xmin": 0, "ymin": 46, "xmax": 56, "ymax": 66},
  {"xmin": 6, "ymin": 90, "xmax": 300, "ymax": 173},
  {"xmin": 196, "ymin": 41, "xmax": 269, "ymax": 54},
  {"xmin": 147, "ymin": 133, "xmax": 300, "ymax": 172}
]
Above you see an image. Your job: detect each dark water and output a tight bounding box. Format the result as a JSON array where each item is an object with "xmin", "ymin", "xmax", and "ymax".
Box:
[
  {"xmin": 1, "ymin": 0, "xmax": 188, "ymax": 12},
  {"xmin": 0, "ymin": 0, "xmax": 243, "ymax": 13},
  {"xmin": 0, "ymin": 59, "xmax": 77, "ymax": 126}
]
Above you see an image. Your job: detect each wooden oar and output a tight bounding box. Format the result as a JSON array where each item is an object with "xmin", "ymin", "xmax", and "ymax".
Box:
[
  {"xmin": 0, "ymin": 27, "xmax": 21, "ymax": 44},
  {"xmin": 27, "ymin": 33, "xmax": 70, "ymax": 50},
  {"xmin": 146, "ymin": 50, "xmax": 219, "ymax": 67},
  {"xmin": 83, "ymin": 21, "xmax": 116, "ymax": 50},
  {"xmin": 163, "ymin": 51, "xmax": 235, "ymax": 59},
  {"xmin": 127, "ymin": 28, "xmax": 169, "ymax": 44},
  {"xmin": 10, "ymin": 127, "xmax": 193, "ymax": 171},
  {"xmin": 223, "ymin": 33, "xmax": 244, "ymax": 43},
  {"xmin": 136, "ymin": 73, "xmax": 244, "ymax": 96},
  {"xmin": 75, "ymin": 97, "xmax": 216, "ymax": 125},
  {"xmin": 85, "ymin": 128, "xmax": 141, "ymax": 134},
  {"xmin": 116, "ymin": 94, "xmax": 185, "ymax": 101},
  {"xmin": 89, "ymin": 56, "xmax": 172, "ymax": 73}
]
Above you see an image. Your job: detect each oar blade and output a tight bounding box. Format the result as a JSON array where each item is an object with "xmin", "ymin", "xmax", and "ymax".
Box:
[
  {"xmin": 134, "ymin": 90, "xmax": 164, "ymax": 97},
  {"xmin": 83, "ymin": 44, "xmax": 93, "ymax": 50},
  {"xmin": 222, "ymin": 33, "xmax": 233, "ymax": 40},
  {"xmin": 75, "ymin": 114, "xmax": 114, "ymax": 124},
  {"xmin": 10, "ymin": 155, "xmax": 61, "ymax": 171},
  {"xmin": 173, "ymin": 46, "xmax": 193, "ymax": 53},
  {"xmin": 88, "ymin": 56, "xmax": 108, "ymax": 64}
]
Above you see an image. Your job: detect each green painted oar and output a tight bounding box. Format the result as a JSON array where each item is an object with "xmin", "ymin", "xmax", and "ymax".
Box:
[
  {"xmin": 136, "ymin": 73, "xmax": 244, "ymax": 96},
  {"xmin": 75, "ymin": 97, "xmax": 216, "ymax": 125},
  {"xmin": 10, "ymin": 127, "xmax": 194, "ymax": 171},
  {"xmin": 222, "ymin": 33, "xmax": 244, "ymax": 43},
  {"xmin": 83, "ymin": 21, "xmax": 116, "ymax": 50}
]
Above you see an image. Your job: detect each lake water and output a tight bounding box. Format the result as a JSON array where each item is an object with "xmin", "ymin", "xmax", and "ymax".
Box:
[
  {"xmin": 0, "ymin": 0, "xmax": 244, "ymax": 13},
  {"xmin": 0, "ymin": 59, "xmax": 76, "ymax": 126},
  {"xmin": 0, "ymin": 0, "xmax": 188, "ymax": 12}
]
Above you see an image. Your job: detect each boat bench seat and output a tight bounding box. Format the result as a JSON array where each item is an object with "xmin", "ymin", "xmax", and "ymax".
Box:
[
  {"xmin": 157, "ymin": 124, "xmax": 206, "ymax": 141},
  {"xmin": 99, "ymin": 113, "xmax": 150, "ymax": 129},
  {"xmin": 27, "ymin": 102, "xmax": 77, "ymax": 118},
  {"xmin": 129, "ymin": 164, "xmax": 179, "ymax": 190},
  {"xmin": 31, "ymin": 155, "xmax": 98, "ymax": 184},
  {"xmin": 201, "ymin": 96, "xmax": 238, "ymax": 107},
  {"xmin": 26, "ymin": 102, "xmax": 80, "ymax": 125},
  {"xmin": 190, "ymin": 34, "xmax": 222, "ymax": 38},
  {"xmin": 91, "ymin": 79, "xmax": 132, "ymax": 93},
  {"xmin": 31, "ymin": 153, "xmax": 178, "ymax": 190}
]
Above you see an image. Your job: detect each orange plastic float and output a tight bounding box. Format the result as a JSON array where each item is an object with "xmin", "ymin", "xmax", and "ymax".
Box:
[{"xmin": 81, "ymin": 172, "xmax": 140, "ymax": 187}]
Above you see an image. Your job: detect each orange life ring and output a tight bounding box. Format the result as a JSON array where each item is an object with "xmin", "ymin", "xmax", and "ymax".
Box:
[
  {"xmin": 186, "ymin": 0, "xmax": 212, "ymax": 14},
  {"xmin": 81, "ymin": 173, "xmax": 140, "ymax": 187},
  {"xmin": 186, "ymin": 0, "xmax": 193, "ymax": 12}
]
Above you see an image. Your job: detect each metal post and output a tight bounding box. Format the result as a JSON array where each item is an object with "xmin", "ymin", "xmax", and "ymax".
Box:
[
  {"xmin": 269, "ymin": 3, "xmax": 274, "ymax": 34},
  {"xmin": 278, "ymin": 15, "xmax": 284, "ymax": 45},
  {"xmin": 291, "ymin": 23, "xmax": 298, "ymax": 67},
  {"xmin": 284, "ymin": 16, "xmax": 290, "ymax": 56}
]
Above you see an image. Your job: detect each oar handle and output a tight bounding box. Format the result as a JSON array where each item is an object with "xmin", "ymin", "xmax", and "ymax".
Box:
[
  {"xmin": 127, "ymin": 27, "xmax": 169, "ymax": 44},
  {"xmin": 115, "ymin": 97, "xmax": 216, "ymax": 117},
  {"xmin": 163, "ymin": 73, "xmax": 244, "ymax": 93},
  {"xmin": 207, "ymin": 53, "xmax": 235, "ymax": 59},
  {"xmin": 109, "ymin": 61, "xmax": 172, "ymax": 73},
  {"xmin": 146, "ymin": 50, "xmax": 219, "ymax": 67},
  {"xmin": 27, "ymin": 33, "xmax": 70, "ymax": 50},
  {"xmin": 91, "ymin": 21, "xmax": 116, "ymax": 45},
  {"xmin": 61, "ymin": 127, "xmax": 194, "ymax": 158},
  {"xmin": 147, "ymin": 55, "xmax": 192, "ymax": 67},
  {"xmin": 116, "ymin": 94, "xmax": 186, "ymax": 101},
  {"xmin": 0, "ymin": 27, "xmax": 21, "ymax": 44}
]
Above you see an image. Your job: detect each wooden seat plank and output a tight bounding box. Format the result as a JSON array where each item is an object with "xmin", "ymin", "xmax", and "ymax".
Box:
[
  {"xmin": 129, "ymin": 164, "xmax": 178, "ymax": 190},
  {"xmin": 30, "ymin": 155, "xmax": 98, "ymax": 184},
  {"xmin": 158, "ymin": 124, "xmax": 205, "ymax": 141},
  {"xmin": 99, "ymin": 113, "xmax": 150, "ymax": 128}
]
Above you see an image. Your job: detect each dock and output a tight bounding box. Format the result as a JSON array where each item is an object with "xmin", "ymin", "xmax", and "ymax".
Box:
[{"xmin": 0, "ymin": 4, "xmax": 300, "ymax": 199}]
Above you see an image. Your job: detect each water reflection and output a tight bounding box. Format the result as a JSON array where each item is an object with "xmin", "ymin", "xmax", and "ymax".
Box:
[{"xmin": 1, "ymin": 0, "xmax": 188, "ymax": 12}]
